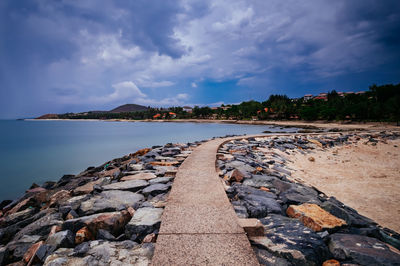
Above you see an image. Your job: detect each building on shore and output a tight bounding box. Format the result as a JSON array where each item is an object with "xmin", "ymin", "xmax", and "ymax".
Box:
[
  {"xmin": 303, "ymin": 94, "xmax": 313, "ymax": 101},
  {"xmin": 183, "ymin": 106, "xmax": 193, "ymax": 113}
]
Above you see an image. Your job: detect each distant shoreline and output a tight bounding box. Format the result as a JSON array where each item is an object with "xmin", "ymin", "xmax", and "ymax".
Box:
[{"xmin": 26, "ymin": 118, "xmax": 399, "ymax": 131}]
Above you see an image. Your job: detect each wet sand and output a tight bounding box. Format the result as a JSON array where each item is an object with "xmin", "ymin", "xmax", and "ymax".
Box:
[{"xmin": 287, "ymin": 137, "xmax": 400, "ymax": 232}]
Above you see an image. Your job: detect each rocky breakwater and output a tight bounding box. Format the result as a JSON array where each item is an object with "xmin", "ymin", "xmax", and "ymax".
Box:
[
  {"xmin": 0, "ymin": 141, "xmax": 202, "ymax": 265},
  {"xmin": 217, "ymin": 131, "xmax": 400, "ymax": 266}
]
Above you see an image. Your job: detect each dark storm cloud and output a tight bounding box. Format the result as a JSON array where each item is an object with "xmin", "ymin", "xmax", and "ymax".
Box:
[{"xmin": 0, "ymin": 0, "xmax": 399, "ymax": 118}]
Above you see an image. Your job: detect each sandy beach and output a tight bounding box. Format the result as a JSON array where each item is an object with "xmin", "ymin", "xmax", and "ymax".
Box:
[{"xmin": 287, "ymin": 135, "xmax": 400, "ymax": 232}]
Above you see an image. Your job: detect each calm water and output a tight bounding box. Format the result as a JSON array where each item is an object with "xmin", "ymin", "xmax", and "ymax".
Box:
[{"xmin": 0, "ymin": 120, "xmax": 296, "ymax": 201}]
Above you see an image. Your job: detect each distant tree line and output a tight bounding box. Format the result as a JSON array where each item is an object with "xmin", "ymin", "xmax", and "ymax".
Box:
[{"xmin": 58, "ymin": 83, "xmax": 400, "ymax": 123}]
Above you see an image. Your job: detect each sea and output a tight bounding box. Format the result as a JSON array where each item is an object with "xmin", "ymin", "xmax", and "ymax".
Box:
[{"xmin": 0, "ymin": 120, "xmax": 297, "ymax": 201}]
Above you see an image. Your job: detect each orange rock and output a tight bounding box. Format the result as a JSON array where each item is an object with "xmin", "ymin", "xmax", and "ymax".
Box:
[
  {"xmin": 259, "ymin": 187, "xmax": 270, "ymax": 192},
  {"xmin": 49, "ymin": 190, "xmax": 71, "ymax": 207},
  {"xmin": 73, "ymin": 179, "xmax": 103, "ymax": 195},
  {"xmin": 121, "ymin": 173, "xmax": 156, "ymax": 181},
  {"xmin": 286, "ymin": 203, "xmax": 346, "ymax": 231},
  {"xmin": 322, "ymin": 259, "xmax": 340, "ymax": 266},
  {"xmin": 132, "ymin": 148, "xmax": 151, "ymax": 157},
  {"xmin": 150, "ymin": 161, "xmax": 180, "ymax": 166},
  {"xmin": 228, "ymin": 169, "xmax": 244, "ymax": 183},
  {"xmin": 75, "ymin": 226, "xmax": 94, "ymax": 244},
  {"xmin": 23, "ymin": 241, "xmax": 44, "ymax": 263},
  {"xmin": 256, "ymin": 167, "xmax": 263, "ymax": 172},
  {"xmin": 308, "ymin": 156, "xmax": 315, "ymax": 162},
  {"xmin": 142, "ymin": 233, "xmax": 157, "ymax": 243},
  {"xmin": 86, "ymin": 210, "xmax": 132, "ymax": 236}
]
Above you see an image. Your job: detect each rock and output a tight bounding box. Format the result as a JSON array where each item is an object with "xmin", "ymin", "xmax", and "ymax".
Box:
[
  {"xmin": 63, "ymin": 210, "xmax": 131, "ymax": 237},
  {"xmin": 150, "ymin": 161, "xmax": 180, "ymax": 166},
  {"xmin": 128, "ymin": 163, "xmax": 143, "ymax": 171},
  {"xmin": 0, "ymin": 207, "xmax": 37, "ymax": 227},
  {"xmin": 56, "ymin": 175, "xmax": 75, "ymax": 187},
  {"xmin": 149, "ymin": 177, "xmax": 173, "ymax": 184},
  {"xmin": 232, "ymin": 185, "xmax": 282, "ymax": 218},
  {"xmin": 13, "ymin": 210, "xmax": 63, "ymax": 241},
  {"xmin": 34, "ymin": 244, "xmax": 55, "ymax": 263},
  {"xmin": 66, "ymin": 210, "xmax": 79, "ymax": 220},
  {"xmin": 23, "ymin": 241, "xmax": 43, "ymax": 264},
  {"xmin": 242, "ymin": 175, "xmax": 277, "ymax": 188},
  {"xmin": 321, "ymin": 197, "xmax": 375, "ymax": 228},
  {"xmin": 74, "ymin": 242, "xmax": 90, "ymax": 255},
  {"xmin": 120, "ymin": 172, "xmax": 156, "ymax": 181},
  {"xmin": 287, "ymin": 203, "xmax": 346, "ymax": 232},
  {"xmin": 73, "ymin": 178, "xmax": 104, "ymax": 195},
  {"xmin": 45, "ymin": 230, "xmax": 75, "ymax": 248},
  {"xmin": 142, "ymin": 233, "xmax": 156, "ymax": 243},
  {"xmin": 322, "ymin": 259, "xmax": 340, "ymax": 266},
  {"xmin": 75, "ymin": 227, "xmax": 94, "ymax": 244},
  {"xmin": 61, "ymin": 194, "xmax": 91, "ymax": 211},
  {"xmin": 78, "ymin": 190, "xmax": 144, "ymax": 215},
  {"xmin": 4, "ymin": 235, "xmax": 41, "ymax": 264},
  {"xmin": 0, "ymin": 246, "xmax": 5, "ymax": 265},
  {"xmin": 238, "ymin": 218, "xmax": 264, "ymax": 237},
  {"xmin": 44, "ymin": 241, "xmax": 154, "ymax": 265},
  {"xmin": 142, "ymin": 183, "xmax": 171, "ymax": 197},
  {"xmin": 308, "ymin": 157, "xmax": 315, "ymax": 162},
  {"xmin": 227, "ymin": 169, "xmax": 245, "ymax": 183},
  {"xmin": 125, "ymin": 207, "xmax": 163, "ymax": 241},
  {"xmin": 101, "ymin": 179, "xmax": 149, "ymax": 192},
  {"xmin": 274, "ymin": 179, "xmax": 321, "ymax": 205},
  {"xmin": 329, "ymin": 233, "xmax": 400, "ymax": 265},
  {"xmin": 252, "ymin": 246, "xmax": 291, "ymax": 266},
  {"xmin": 41, "ymin": 181, "xmax": 56, "ymax": 190},
  {"xmin": 272, "ymin": 165, "xmax": 291, "ymax": 176},
  {"xmin": 232, "ymin": 201, "xmax": 248, "ymax": 218},
  {"xmin": 251, "ymin": 214, "xmax": 329, "ymax": 265},
  {"xmin": 96, "ymin": 229, "xmax": 116, "ymax": 241},
  {"xmin": 49, "ymin": 190, "xmax": 71, "ymax": 207}
]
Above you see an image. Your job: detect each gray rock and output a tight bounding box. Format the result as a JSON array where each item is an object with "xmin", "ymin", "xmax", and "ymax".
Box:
[
  {"xmin": 129, "ymin": 163, "xmax": 143, "ymax": 171},
  {"xmin": 142, "ymin": 183, "xmax": 171, "ymax": 197},
  {"xmin": 78, "ymin": 190, "xmax": 144, "ymax": 215},
  {"xmin": 96, "ymin": 229, "xmax": 116, "ymax": 241},
  {"xmin": 252, "ymin": 246, "xmax": 291, "ymax": 266},
  {"xmin": 329, "ymin": 233, "xmax": 400, "ymax": 265},
  {"xmin": 44, "ymin": 241, "xmax": 154, "ymax": 265},
  {"xmin": 36, "ymin": 244, "xmax": 56, "ymax": 263},
  {"xmin": 4, "ymin": 235, "xmax": 41, "ymax": 263},
  {"xmin": 13, "ymin": 210, "xmax": 63, "ymax": 241},
  {"xmin": 102, "ymin": 179, "xmax": 149, "ymax": 192},
  {"xmin": 46, "ymin": 230, "xmax": 75, "ymax": 248},
  {"xmin": 125, "ymin": 207, "xmax": 163, "ymax": 241},
  {"xmin": 232, "ymin": 201, "xmax": 248, "ymax": 218},
  {"xmin": 149, "ymin": 177, "xmax": 173, "ymax": 184},
  {"xmin": 0, "ymin": 246, "xmax": 5, "ymax": 266},
  {"xmin": 273, "ymin": 179, "xmax": 321, "ymax": 205},
  {"xmin": 272, "ymin": 165, "xmax": 291, "ymax": 176},
  {"xmin": 242, "ymin": 175, "xmax": 278, "ymax": 188},
  {"xmin": 321, "ymin": 197, "xmax": 376, "ymax": 228},
  {"xmin": 0, "ymin": 207, "xmax": 37, "ymax": 227},
  {"xmin": 251, "ymin": 214, "xmax": 329, "ymax": 265}
]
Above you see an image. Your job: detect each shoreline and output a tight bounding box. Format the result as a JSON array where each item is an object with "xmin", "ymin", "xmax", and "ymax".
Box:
[{"xmin": 27, "ymin": 118, "xmax": 399, "ymax": 131}]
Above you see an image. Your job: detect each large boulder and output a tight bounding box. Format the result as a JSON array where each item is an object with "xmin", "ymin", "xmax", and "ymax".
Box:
[
  {"xmin": 3, "ymin": 235, "xmax": 41, "ymax": 264},
  {"xmin": 125, "ymin": 207, "xmax": 163, "ymax": 241},
  {"xmin": 329, "ymin": 233, "xmax": 400, "ymax": 265},
  {"xmin": 142, "ymin": 183, "xmax": 171, "ymax": 197},
  {"xmin": 45, "ymin": 230, "xmax": 75, "ymax": 249},
  {"xmin": 12, "ymin": 210, "xmax": 63, "ymax": 241},
  {"xmin": 286, "ymin": 203, "xmax": 346, "ymax": 232},
  {"xmin": 78, "ymin": 190, "xmax": 144, "ymax": 215},
  {"xmin": 101, "ymin": 180, "xmax": 149, "ymax": 192},
  {"xmin": 251, "ymin": 214, "xmax": 329, "ymax": 265},
  {"xmin": 231, "ymin": 185, "xmax": 282, "ymax": 218},
  {"xmin": 120, "ymin": 173, "xmax": 156, "ymax": 181},
  {"xmin": 62, "ymin": 211, "xmax": 131, "ymax": 237},
  {"xmin": 242, "ymin": 175, "xmax": 278, "ymax": 188},
  {"xmin": 0, "ymin": 207, "xmax": 37, "ymax": 227}
]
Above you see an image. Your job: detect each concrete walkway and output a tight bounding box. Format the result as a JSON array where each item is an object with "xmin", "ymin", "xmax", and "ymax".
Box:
[{"xmin": 151, "ymin": 137, "xmax": 260, "ymax": 265}]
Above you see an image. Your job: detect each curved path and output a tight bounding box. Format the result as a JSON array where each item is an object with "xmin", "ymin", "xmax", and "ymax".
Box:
[{"xmin": 151, "ymin": 137, "xmax": 260, "ymax": 265}]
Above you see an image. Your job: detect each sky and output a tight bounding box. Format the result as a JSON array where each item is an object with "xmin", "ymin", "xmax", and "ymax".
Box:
[{"xmin": 1, "ymin": 0, "xmax": 400, "ymax": 118}]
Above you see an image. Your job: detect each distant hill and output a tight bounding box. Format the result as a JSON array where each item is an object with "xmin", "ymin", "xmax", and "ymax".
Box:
[
  {"xmin": 109, "ymin": 104, "xmax": 149, "ymax": 113},
  {"xmin": 36, "ymin": 114, "xmax": 59, "ymax": 119}
]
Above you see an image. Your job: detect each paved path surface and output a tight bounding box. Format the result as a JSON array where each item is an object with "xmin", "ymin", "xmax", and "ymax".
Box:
[{"xmin": 151, "ymin": 137, "xmax": 260, "ymax": 265}]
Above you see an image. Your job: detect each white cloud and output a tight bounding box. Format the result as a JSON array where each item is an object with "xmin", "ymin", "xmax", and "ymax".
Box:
[{"xmin": 191, "ymin": 82, "xmax": 197, "ymax": 88}]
